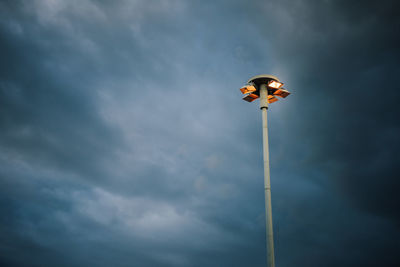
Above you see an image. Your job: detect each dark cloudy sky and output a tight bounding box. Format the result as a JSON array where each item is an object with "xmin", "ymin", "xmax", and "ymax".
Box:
[{"xmin": 1, "ymin": 0, "xmax": 399, "ymax": 266}]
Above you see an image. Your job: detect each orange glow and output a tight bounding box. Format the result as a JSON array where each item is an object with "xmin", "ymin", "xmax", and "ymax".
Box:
[
  {"xmin": 268, "ymin": 80, "xmax": 283, "ymax": 89},
  {"xmin": 243, "ymin": 93, "xmax": 259, "ymax": 102},
  {"xmin": 273, "ymin": 89, "xmax": 290, "ymax": 98},
  {"xmin": 268, "ymin": 95, "xmax": 278, "ymax": 103},
  {"xmin": 240, "ymin": 85, "xmax": 257, "ymax": 94}
]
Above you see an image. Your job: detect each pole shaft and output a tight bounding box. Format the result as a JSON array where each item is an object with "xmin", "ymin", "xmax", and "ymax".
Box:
[{"xmin": 260, "ymin": 84, "xmax": 275, "ymax": 267}]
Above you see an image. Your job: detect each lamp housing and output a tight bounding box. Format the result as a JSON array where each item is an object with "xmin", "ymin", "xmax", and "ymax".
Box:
[
  {"xmin": 243, "ymin": 93, "xmax": 259, "ymax": 102},
  {"xmin": 268, "ymin": 95, "xmax": 278, "ymax": 103},
  {"xmin": 241, "ymin": 75, "xmax": 291, "ymax": 103},
  {"xmin": 268, "ymin": 80, "xmax": 284, "ymax": 89},
  {"xmin": 240, "ymin": 84, "xmax": 257, "ymax": 94},
  {"xmin": 273, "ymin": 89, "xmax": 290, "ymax": 98}
]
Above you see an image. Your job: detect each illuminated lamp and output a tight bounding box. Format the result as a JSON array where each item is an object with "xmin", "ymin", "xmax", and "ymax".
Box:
[
  {"xmin": 268, "ymin": 80, "xmax": 283, "ymax": 89},
  {"xmin": 268, "ymin": 95, "xmax": 278, "ymax": 103},
  {"xmin": 273, "ymin": 89, "xmax": 291, "ymax": 98},
  {"xmin": 243, "ymin": 93, "xmax": 259, "ymax": 102},
  {"xmin": 240, "ymin": 84, "xmax": 257, "ymax": 94},
  {"xmin": 239, "ymin": 74, "xmax": 292, "ymax": 267}
]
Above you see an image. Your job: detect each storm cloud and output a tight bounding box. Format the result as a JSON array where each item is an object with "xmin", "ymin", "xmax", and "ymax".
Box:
[{"xmin": 1, "ymin": 0, "xmax": 399, "ymax": 266}]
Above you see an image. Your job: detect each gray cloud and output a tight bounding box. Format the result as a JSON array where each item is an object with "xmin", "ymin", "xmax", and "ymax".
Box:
[{"xmin": 0, "ymin": 0, "xmax": 399, "ymax": 266}]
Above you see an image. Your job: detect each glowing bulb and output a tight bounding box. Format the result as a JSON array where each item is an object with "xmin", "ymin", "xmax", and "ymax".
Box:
[
  {"xmin": 268, "ymin": 80, "xmax": 283, "ymax": 89},
  {"xmin": 240, "ymin": 85, "xmax": 257, "ymax": 94}
]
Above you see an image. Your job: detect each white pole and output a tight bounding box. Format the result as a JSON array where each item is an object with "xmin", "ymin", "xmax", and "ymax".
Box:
[{"xmin": 259, "ymin": 84, "xmax": 275, "ymax": 267}]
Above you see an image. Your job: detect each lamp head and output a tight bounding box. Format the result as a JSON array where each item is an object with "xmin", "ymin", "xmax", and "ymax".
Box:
[
  {"xmin": 242, "ymin": 92, "xmax": 259, "ymax": 102},
  {"xmin": 273, "ymin": 88, "xmax": 290, "ymax": 98},
  {"xmin": 240, "ymin": 74, "xmax": 291, "ymax": 104},
  {"xmin": 239, "ymin": 84, "xmax": 257, "ymax": 94},
  {"xmin": 268, "ymin": 80, "xmax": 283, "ymax": 89}
]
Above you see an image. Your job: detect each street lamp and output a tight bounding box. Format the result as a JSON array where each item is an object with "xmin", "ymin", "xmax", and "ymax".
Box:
[{"xmin": 240, "ymin": 74, "xmax": 291, "ymax": 267}]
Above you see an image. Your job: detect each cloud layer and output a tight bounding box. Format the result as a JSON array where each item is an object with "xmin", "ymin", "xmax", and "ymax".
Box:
[{"xmin": 1, "ymin": 0, "xmax": 399, "ymax": 266}]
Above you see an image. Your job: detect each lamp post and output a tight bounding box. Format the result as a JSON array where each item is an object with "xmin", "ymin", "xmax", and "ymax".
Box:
[{"xmin": 240, "ymin": 75, "xmax": 290, "ymax": 267}]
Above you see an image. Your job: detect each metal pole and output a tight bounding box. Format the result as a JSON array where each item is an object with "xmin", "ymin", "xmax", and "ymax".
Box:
[{"xmin": 259, "ymin": 84, "xmax": 275, "ymax": 267}]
